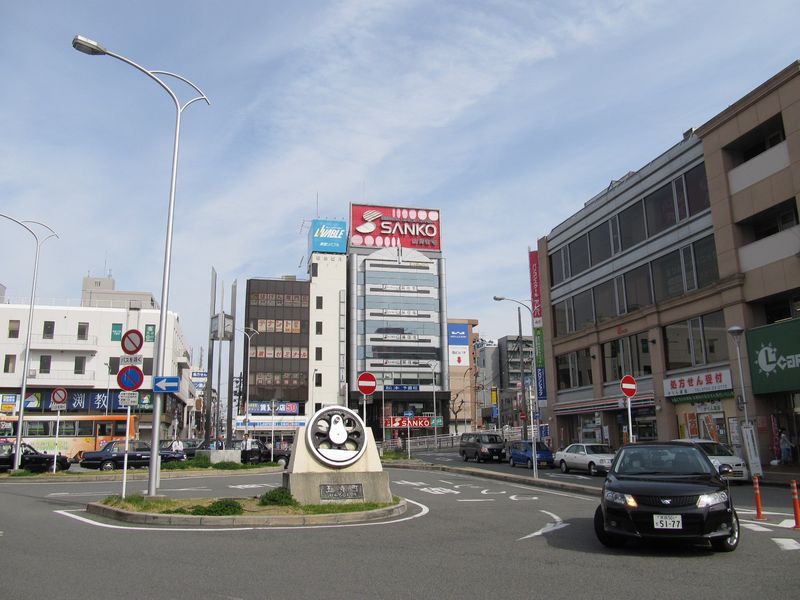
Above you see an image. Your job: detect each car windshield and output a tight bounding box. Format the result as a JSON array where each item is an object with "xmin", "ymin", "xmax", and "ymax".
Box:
[
  {"xmin": 586, "ymin": 445, "xmax": 614, "ymax": 454},
  {"xmin": 697, "ymin": 442, "xmax": 734, "ymax": 457},
  {"xmin": 479, "ymin": 435, "xmax": 501, "ymax": 443},
  {"xmin": 535, "ymin": 442, "xmax": 549, "ymax": 452},
  {"xmin": 614, "ymin": 446, "xmax": 713, "ymax": 476}
]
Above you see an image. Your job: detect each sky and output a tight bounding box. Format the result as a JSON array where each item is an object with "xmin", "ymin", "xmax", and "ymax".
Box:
[{"xmin": 2, "ymin": 1, "xmax": 799, "ymax": 372}]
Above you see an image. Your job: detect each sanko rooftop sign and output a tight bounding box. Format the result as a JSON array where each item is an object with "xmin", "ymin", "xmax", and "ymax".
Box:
[{"xmin": 349, "ymin": 204, "xmax": 442, "ymax": 251}]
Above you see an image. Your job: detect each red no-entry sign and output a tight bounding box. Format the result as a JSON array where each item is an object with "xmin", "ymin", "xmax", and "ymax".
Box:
[
  {"xmin": 620, "ymin": 374, "xmax": 637, "ymax": 398},
  {"xmin": 357, "ymin": 371, "xmax": 377, "ymax": 395}
]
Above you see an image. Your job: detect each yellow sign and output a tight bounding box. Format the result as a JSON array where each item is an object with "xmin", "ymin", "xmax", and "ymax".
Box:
[{"xmin": 491, "ymin": 388, "xmax": 498, "ymax": 406}]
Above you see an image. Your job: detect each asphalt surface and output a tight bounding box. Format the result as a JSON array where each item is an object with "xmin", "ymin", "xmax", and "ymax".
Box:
[{"xmin": 1, "ymin": 464, "xmax": 798, "ymax": 599}]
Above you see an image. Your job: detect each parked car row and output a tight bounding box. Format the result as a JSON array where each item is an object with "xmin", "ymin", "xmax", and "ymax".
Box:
[{"xmin": 0, "ymin": 442, "xmax": 71, "ymax": 473}]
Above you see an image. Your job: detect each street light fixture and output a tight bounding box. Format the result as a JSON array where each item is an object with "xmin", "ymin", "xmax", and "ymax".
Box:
[
  {"xmin": 727, "ymin": 326, "xmax": 750, "ymax": 424},
  {"xmin": 73, "ymin": 34, "xmax": 210, "ymax": 497},
  {"xmin": 0, "ymin": 214, "xmax": 58, "ymax": 471},
  {"xmin": 237, "ymin": 327, "xmax": 258, "ymax": 438},
  {"xmin": 494, "ymin": 295, "xmax": 539, "ymax": 479}
]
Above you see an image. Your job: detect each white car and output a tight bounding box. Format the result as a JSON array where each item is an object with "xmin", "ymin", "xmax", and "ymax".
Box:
[
  {"xmin": 673, "ymin": 438, "xmax": 750, "ymax": 482},
  {"xmin": 554, "ymin": 443, "xmax": 616, "ymax": 476}
]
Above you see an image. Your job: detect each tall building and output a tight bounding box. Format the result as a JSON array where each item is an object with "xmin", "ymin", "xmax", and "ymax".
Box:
[
  {"xmin": 475, "ymin": 338, "xmax": 499, "ymax": 428},
  {"xmin": 447, "ymin": 318, "xmax": 479, "ymax": 433},
  {"xmin": 496, "ymin": 334, "xmax": 534, "ymax": 430},
  {"xmin": 241, "ymin": 277, "xmax": 310, "ymax": 445},
  {"xmin": 537, "ymin": 60, "xmax": 800, "ymax": 464},
  {"xmin": 347, "ymin": 203, "xmax": 450, "ymax": 440}
]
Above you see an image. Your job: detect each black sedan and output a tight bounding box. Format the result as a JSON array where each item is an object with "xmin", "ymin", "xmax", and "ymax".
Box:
[
  {"xmin": 80, "ymin": 440, "xmax": 186, "ymax": 471},
  {"xmin": 0, "ymin": 442, "xmax": 71, "ymax": 473},
  {"xmin": 594, "ymin": 441, "xmax": 739, "ymax": 552},
  {"xmin": 241, "ymin": 439, "xmax": 291, "ymax": 468}
]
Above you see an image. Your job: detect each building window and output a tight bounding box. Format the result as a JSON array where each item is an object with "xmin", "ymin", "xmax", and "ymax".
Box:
[
  {"xmin": 652, "ymin": 250, "xmax": 684, "ymax": 303},
  {"xmin": 315, "ymin": 322, "xmax": 323, "ymax": 335},
  {"xmin": 618, "ymin": 201, "xmax": 646, "ymax": 250},
  {"xmin": 314, "ymin": 372, "xmax": 322, "ymax": 387},
  {"xmin": 664, "ymin": 310, "xmax": 728, "ymax": 370},
  {"xmin": 8, "ymin": 320, "xmax": 20, "ymax": 339},
  {"xmin": 593, "ymin": 279, "xmax": 618, "ymax": 323},
  {"xmin": 39, "ymin": 355, "xmax": 51, "ymax": 374},
  {"xmin": 624, "ymin": 264, "xmax": 652, "ymax": 311},
  {"xmin": 603, "ymin": 333, "xmax": 652, "ymax": 382},
  {"xmin": 74, "ymin": 356, "xmax": 86, "ymax": 375},
  {"xmin": 42, "ymin": 321, "xmax": 55, "ymax": 340},
  {"xmin": 684, "ymin": 162, "xmax": 710, "ymax": 216},
  {"xmin": 315, "ymin": 347, "xmax": 322, "ymax": 361},
  {"xmin": 568, "ymin": 236, "xmax": 590, "ymax": 277},
  {"xmin": 3, "ymin": 354, "xmax": 16, "ymax": 374},
  {"xmin": 644, "ymin": 182, "xmax": 677, "ymax": 237},
  {"xmin": 77, "ymin": 322, "xmax": 89, "ymax": 341},
  {"xmin": 572, "ymin": 289, "xmax": 594, "ymax": 331},
  {"xmin": 693, "ymin": 235, "xmax": 719, "ymax": 288},
  {"xmin": 553, "ymin": 299, "xmax": 573, "ymax": 337},
  {"xmin": 724, "ymin": 114, "xmax": 785, "ymax": 166},
  {"xmin": 316, "ymin": 296, "xmax": 323, "ymax": 309},
  {"xmin": 550, "ymin": 247, "xmax": 569, "ymax": 286},
  {"xmin": 589, "ymin": 221, "xmax": 612, "ymax": 266},
  {"xmin": 555, "ymin": 349, "xmax": 593, "ymax": 390},
  {"xmin": 742, "ymin": 198, "xmax": 799, "ymax": 242},
  {"xmin": 310, "ymin": 262, "xmax": 319, "ymax": 277},
  {"xmin": 143, "ymin": 358, "xmax": 153, "ymax": 376}
]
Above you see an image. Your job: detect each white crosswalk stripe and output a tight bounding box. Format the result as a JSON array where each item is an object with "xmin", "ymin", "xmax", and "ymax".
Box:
[
  {"xmin": 772, "ymin": 538, "xmax": 800, "ymax": 551},
  {"xmin": 742, "ymin": 523, "xmax": 771, "ymax": 532}
]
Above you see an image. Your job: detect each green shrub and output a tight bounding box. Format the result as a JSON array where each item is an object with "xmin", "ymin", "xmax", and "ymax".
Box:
[
  {"xmin": 381, "ymin": 450, "xmax": 407, "ymax": 460},
  {"xmin": 190, "ymin": 498, "xmax": 243, "ymax": 516},
  {"xmin": 211, "ymin": 461, "xmax": 244, "ymax": 470},
  {"xmin": 259, "ymin": 487, "xmax": 298, "ymax": 507},
  {"xmin": 192, "ymin": 454, "xmax": 211, "ymax": 468}
]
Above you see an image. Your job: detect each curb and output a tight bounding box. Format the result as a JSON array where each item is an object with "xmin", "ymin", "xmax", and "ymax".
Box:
[{"xmin": 86, "ymin": 498, "xmax": 407, "ymax": 527}]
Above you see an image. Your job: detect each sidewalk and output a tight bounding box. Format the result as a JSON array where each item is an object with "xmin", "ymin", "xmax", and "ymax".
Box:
[{"xmin": 758, "ymin": 463, "xmax": 800, "ymax": 487}]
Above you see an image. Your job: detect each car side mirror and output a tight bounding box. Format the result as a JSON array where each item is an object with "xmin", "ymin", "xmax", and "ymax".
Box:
[{"xmin": 718, "ymin": 464, "xmax": 733, "ymax": 476}]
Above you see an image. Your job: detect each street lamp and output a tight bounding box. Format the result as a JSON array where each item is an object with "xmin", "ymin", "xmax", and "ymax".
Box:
[
  {"xmin": 0, "ymin": 214, "xmax": 58, "ymax": 471},
  {"xmin": 494, "ymin": 295, "xmax": 539, "ymax": 479},
  {"xmin": 727, "ymin": 326, "xmax": 750, "ymax": 424},
  {"xmin": 237, "ymin": 327, "xmax": 258, "ymax": 438},
  {"xmin": 73, "ymin": 35, "xmax": 210, "ymax": 496}
]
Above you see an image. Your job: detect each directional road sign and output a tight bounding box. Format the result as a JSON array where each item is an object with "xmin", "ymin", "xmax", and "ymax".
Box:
[
  {"xmin": 154, "ymin": 376, "xmax": 180, "ymax": 393},
  {"xmin": 357, "ymin": 371, "xmax": 377, "ymax": 395},
  {"xmin": 118, "ymin": 365, "xmax": 144, "ymax": 391},
  {"xmin": 620, "ymin": 374, "xmax": 637, "ymax": 398},
  {"xmin": 121, "ymin": 329, "xmax": 144, "ymax": 355}
]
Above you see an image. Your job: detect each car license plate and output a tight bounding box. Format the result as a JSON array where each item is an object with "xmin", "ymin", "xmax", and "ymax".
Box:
[
  {"xmin": 539, "ymin": 461, "xmax": 549, "ymax": 467},
  {"xmin": 653, "ymin": 515, "xmax": 682, "ymax": 529}
]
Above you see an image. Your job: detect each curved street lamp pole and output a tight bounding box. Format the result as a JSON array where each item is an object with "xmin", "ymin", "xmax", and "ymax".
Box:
[
  {"xmin": 0, "ymin": 214, "xmax": 58, "ymax": 470},
  {"xmin": 494, "ymin": 295, "xmax": 539, "ymax": 479},
  {"xmin": 428, "ymin": 360, "xmax": 438, "ymax": 447},
  {"xmin": 237, "ymin": 327, "xmax": 258, "ymax": 439},
  {"xmin": 73, "ymin": 35, "xmax": 210, "ymax": 496}
]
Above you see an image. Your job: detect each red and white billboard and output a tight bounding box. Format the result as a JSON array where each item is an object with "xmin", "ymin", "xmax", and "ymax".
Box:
[
  {"xmin": 350, "ymin": 204, "xmax": 442, "ymax": 251},
  {"xmin": 528, "ymin": 249, "xmax": 543, "ymax": 327}
]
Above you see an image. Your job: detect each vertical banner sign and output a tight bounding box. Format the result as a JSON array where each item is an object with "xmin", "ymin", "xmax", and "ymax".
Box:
[
  {"xmin": 529, "ymin": 249, "xmax": 547, "ymax": 401},
  {"xmin": 111, "ymin": 323, "xmax": 123, "ymax": 342},
  {"xmin": 144, "ymin": 324, "xmax": 156, "ymax": 343},
  {"xmin": 448, "ymin": 323, "xmax": 469, "ymax": 366}
]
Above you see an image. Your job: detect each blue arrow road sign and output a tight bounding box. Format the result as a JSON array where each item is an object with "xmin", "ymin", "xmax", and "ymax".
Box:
[{"xmin": 154, "ymin": 376, "xmax": 180, "ymax": 393}]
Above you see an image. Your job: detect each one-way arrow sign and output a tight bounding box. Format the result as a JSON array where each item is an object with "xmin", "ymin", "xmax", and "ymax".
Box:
[{"xmin": 154, "ymin": 376, "xmax": 180, "ymax": 392}]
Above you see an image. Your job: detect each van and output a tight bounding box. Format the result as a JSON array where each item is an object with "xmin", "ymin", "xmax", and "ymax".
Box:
[
  {"xmin": 459, "ymin": 432, "xmax": 505, "ymax": 462},
  {"xmin": 508, "ymin": 440, "xmax": 554, "ymax": 469}
]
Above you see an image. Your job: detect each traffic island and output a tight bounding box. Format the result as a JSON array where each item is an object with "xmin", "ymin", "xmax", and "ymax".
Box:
[{"xmin": 86, "ymin": 494, "xmax": 406, "ymax": 527}]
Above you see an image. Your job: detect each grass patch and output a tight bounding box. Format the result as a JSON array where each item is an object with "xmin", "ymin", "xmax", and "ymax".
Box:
[
  {"xmin": 259, "ymin": 487, "xmax": 299, "ymax": 507},
  {"xmin": 380, "ymin": 450, "xmax": 409, "ymax": 460},
  {"xmin": 9, "ymin": 469, "xmax": 37, "ymax": 477}
]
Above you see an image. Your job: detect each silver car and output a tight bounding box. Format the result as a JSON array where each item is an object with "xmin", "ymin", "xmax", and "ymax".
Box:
[{"xmin": 555, "ymin": 443, "xmax": 616, "ymax": 476}]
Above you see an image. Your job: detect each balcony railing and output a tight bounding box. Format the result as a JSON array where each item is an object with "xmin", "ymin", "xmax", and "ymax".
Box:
[
  {"xmin": 30, "ymin": 334, "xmax": 98, "ymax": 348},
  {"xmin": 728, "ymin": 140, "xmax": 790, "ymax": 195}
]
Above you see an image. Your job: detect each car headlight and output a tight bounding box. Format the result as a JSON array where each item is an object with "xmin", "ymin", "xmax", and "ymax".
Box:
[
  {"xmin": 599, "ymin": 458, "xmax": 612, "ymax": 465},
  {"xmin": 696, "ymin": 491, "xmax": 728, "ymax": 508},
  {"xmin": 605, "ymin": 490, "xmax": 638, "ymax": 508}
]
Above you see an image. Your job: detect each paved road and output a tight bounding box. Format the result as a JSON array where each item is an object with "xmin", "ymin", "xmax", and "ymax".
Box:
[{"xmin": 1, "ymin": 467, "xmax": 798, "ymax": 599}]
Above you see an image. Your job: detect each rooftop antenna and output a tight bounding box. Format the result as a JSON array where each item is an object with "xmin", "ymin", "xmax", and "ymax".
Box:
[{"xmin": 297, "ymin": 255, "xmax": 306, "ymax": 269}]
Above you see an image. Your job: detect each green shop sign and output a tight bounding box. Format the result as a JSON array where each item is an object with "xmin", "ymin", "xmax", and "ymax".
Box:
[{"xmin": 747, "ymin": 318, "xmax": 800, "ymax": 395}]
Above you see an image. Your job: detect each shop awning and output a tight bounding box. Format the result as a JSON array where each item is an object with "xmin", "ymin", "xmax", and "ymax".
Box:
[{"xmin": 553, "ymin": 394, "xmax": 654, "ymax": 416}]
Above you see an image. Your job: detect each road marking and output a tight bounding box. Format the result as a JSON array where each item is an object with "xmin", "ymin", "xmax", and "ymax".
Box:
[
  {"xmin": 48, "ymin": 491, "xmax": 116, "ymax": 497},
  {"xmin": 772, "ymin": 538, "xmax": 800, "ymax": 551},
  {"xmin": 228, "ymin": 484, "xmax": 273, "ymax": 490},
  {"xmin": 457, "ymin": 499, "xmax": 495, "ymax": 502},
  {"xmin": 393, "ymin": 480, "xmax": 428, "ymax": 486},
  {"xmin": 509, "ymin": 495, "xmax": 538, "ymax": 501},
  {"xmin": 165, "ymin": 487, "xmax": 212, "ymax": 492},
  {"xmin": 777, "ymin": 519, "xmax": 798, "ymax": 529},
  {"xmin": 53, "ymin": 498, "xmax": 430, "ymax": 532},
  {"xmin": 742, "ymin": 523, "xmax": 772, "ymax": 532},
  {"xmin": 480, "ymin": 489, "xmax": 506, "ymax": 495},
  {"xmin": 518, "ymin": 510, "xmax": 569, "ymax": 540}
]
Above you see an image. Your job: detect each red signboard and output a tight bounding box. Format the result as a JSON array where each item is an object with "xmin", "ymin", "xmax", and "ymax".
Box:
[
  {"xmin": 350, "ymin": 204, "xmax": 441, "ymax": 251},
  {"xmin": 383, "ymin": 416, "xmax": 436, "ymax": 428},
  {"xmin": 620, "ymin": 375, "xmax": 637, "ymax": 398},
  {"xmin": 357, "ymin": 372, "xmax": 377, "ymax": 395},
  {"xmin": 528, "ymin": 249, "xmax": 542, "ymax": 324}
]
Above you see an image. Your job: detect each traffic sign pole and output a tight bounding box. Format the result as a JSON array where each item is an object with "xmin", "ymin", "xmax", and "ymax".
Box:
[
  {"xmin": 52, "ymin": 409, "xmax": 61, "ymax": 474},
  {"xmin": 620, "ymin": 375, "xmax": 638, "ymax": 444},
  {"xmin": 122, "ymin": 405, "xmax": 131, "ymax": 499}
]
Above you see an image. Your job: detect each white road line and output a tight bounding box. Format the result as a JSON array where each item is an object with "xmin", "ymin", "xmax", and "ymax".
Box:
[
  {"xmin": 509, "ymin": 495, "xmax": 538, "ymax": 501},
  {"xmin": 772, "ymin": 538, "xmax": 800, "ymax": 551},
  {"xmin": 457, "ymin": 499, "xmax": 495, "ymax": 502},
  {"xmin": 777, "ymin": 519, "xmax": 798, "ymax": 529},
  {"xmin": 518, "ymin": 510, "xmax": 569, "ymax": 540},
  {"xmin": 227, "ymin": 484, "xmax": 272, "ymax": 490},
  {"xmin": 742, "ymin": 523, "xmax": 772, "ymax": 532},
  {"xmin": 480, "ymin": 489, "xmax": 506, "ymax": 495},
  {"xmin": 164, "ymin": 487, "xmax": 212, "ymax": 492},
  {"xmin": 47, "ymin": 491, "xmax": 116, "ymax": 497},
  {"xmin": 53, "ymin": 498, "xmax": 430, "ymax": 532}
]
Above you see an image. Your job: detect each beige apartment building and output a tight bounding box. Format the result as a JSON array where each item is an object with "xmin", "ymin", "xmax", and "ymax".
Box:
[{"xmin": 538, "ymin": 61, "xmax": 800, "ymax": 465}]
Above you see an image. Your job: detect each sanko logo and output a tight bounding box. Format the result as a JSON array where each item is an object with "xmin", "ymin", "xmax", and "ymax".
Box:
[
  {"xmin": 314, "ymin": 224, "xmax": 345, "ymax": 239},
  {"xmin": 756, "ymin": 343, "xmax": 800, "ymax": 376}
]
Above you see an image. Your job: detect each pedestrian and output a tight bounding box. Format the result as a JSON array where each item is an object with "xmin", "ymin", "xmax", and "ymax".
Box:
[
  {"xmin": 216, "ymin": 434, "xmax": 225, "ymax": 450},
  {"xmin": 171, "ymin": 437, "xmax": 184, "ymax": 453},
  {"xmin": 242, "ymin": 432, "xmax": 253, "ymax": 450},
  {"xmin": 779, "ymin": 429, "xmax": 794, "ymax": 464}
]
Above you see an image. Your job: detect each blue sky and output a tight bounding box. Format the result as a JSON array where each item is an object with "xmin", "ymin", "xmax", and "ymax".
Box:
[{"xmin": 2, "ymin": 1, "xmax": 799, "ymax": 366}]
